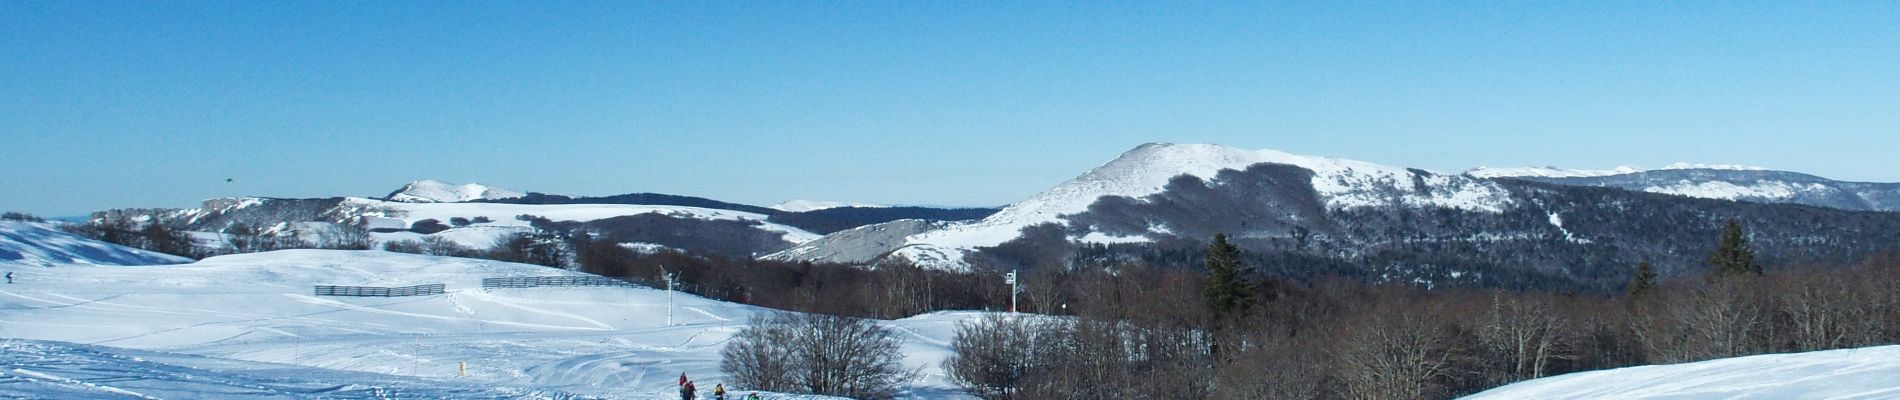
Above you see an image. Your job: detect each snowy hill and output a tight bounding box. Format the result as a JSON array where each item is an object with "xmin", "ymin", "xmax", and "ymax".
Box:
[
  {"xmin": 0, "ymin": 221, "xmax": 191, "ymax": 267},
  {"xmin": 1463, "ymin": 345, "xmax": 1900, "ymax": 399},
  {"xmin": 385, "ymin": 180, "xmax": 525, "ymax": 203},
  {"xmin": 1482, "ymin": 168, "xmax": 1900, "ymax": 212},
  {"xmin": 769, "ymin": 199, "xmax": 886, "ymax": 212},
  {"xmin": 356, "ymin": 197, "xmax": 821, "ymax": 251},
  {"xmin": 1473, "ymin": 167, "xmax": 1900, "ymax": 212},
  {"xmin": 90, "ymin": 196, "xmax": 822, "ymax": 258},
  {"xmin": 0, "ymin": 250, "xmax": 979, "ymax": 399}
]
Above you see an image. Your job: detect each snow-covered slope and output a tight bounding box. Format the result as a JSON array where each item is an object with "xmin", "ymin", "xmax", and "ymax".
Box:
[
  {"xmin": 0, "ymin": 250, "xmax": 979, "ymax": 399},
  {"xmin": 1466, "ymin": 163, "xmax": 1766, "ymax": 179},
  {"xmin": 771, "ymin": 143, "xmax": 1514, "ymax": 270},
  {"xmin": 0, "ymin": 339, "xmax": 588, "ymax": 399},
  {"xmin": 357, "ymin": 197, "xmax": 821, "ymax": 249},
  {"xmin": 1463, "ymin": 345, "xmax": 1900, "ymax": 399},
  {"xmin": 91, "ymin": 195, "xmax": 822, "ymax": 257},
  {"xmin": 768, "ymin": 200, "xmax": 886, "ymax": 212},
  {"xmin": 1476, "ymin": 167, "xmax": 1900, "ymax": 212},
  {"xmin": 385, "ymin": 180, "xmax": 525, "ymax": 203},
  {"xmin": 0, "ymin": 221, "xmax": 191, "ymax": 267}
]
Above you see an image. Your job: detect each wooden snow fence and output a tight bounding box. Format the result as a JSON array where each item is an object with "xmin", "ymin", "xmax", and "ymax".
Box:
[
  {"xmin": 481, "ymin": 276, "xmax": 639, "ymax": 290},
  {"xmin": 313, "ymin": 283, "xmax": 446, "ymax": 297}
]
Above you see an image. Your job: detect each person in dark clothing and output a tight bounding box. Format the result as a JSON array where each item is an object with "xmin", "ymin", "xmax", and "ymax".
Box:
[
  {"xmin": 5, "ymin": 271, "xmax": 12, "ymax": 284},
  {"xmin": 681, "ymin": 381, "xmax": 697, "ymax": 400}
]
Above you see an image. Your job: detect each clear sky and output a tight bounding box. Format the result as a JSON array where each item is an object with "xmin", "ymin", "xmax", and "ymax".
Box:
[{"xmin": 4, "ymin": 2, "xmax": 1898, "ymax": 216}]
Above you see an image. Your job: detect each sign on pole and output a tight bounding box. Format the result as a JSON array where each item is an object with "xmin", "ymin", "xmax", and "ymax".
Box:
[{"xmin": 1006, "ymin": 270, "xmax": 1018, "ymax": 313}]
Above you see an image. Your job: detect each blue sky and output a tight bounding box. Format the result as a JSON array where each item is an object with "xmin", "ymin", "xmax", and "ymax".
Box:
[{"xmin": 4, "ymin": 2, "xmax": 1898, "ymax": 216}]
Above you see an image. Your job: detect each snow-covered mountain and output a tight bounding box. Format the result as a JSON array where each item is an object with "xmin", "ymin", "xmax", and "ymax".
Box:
[
  {"xmin": 1471, "ymin": 166, "xmax": 1900, "ymax": 212},
  {"xmin": 1466, "ymin": 165, "xmax": 1645, "ymax": 179},
  {"xmin": 0, "ymin": 221, "xmax": 191, "ymax": 267},
  {"xmin": 768, "ymin": 143, "xmax": 1900, "ymax": 291},
  {"xmin": 1466, "ymin": 163, "xmax": 1767, "ymax": 180},
  {"xmin": 383, "ymin": 179, "xmax": 524, "ymax": 203},
  {"xmin": 769, "ymin": 199, "xmax": 887, "ymax": 212},
  {"xmin": 770, "ymin": 143, "xmax": 1516, "ymax": 270},
  {"xmin": 1463, "ymin": 345, "xmax": 1900, "ymax": 399}
]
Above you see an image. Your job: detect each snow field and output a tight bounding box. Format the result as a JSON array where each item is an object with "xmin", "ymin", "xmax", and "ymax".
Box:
[
  {"xmin": 0, "ymin": 250, "xmax": 979, "ymax": 399},
  {"xmin": 1463, "ymin": 345, "xmax": 1900, "ymax": 400}
]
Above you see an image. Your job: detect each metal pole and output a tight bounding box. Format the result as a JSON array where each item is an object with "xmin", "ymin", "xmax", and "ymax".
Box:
[{"xmin": 662, "ymin": 265, "xmax": 674, "ymax": 327}]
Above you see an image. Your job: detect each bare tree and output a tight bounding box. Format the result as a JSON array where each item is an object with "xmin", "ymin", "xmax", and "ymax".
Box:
[
  {"xmin": 321, "ymin": 223, "xmax": 373, "ymax": 250},
  {"xmin": 1479, "ymin": 294, "xmax": 1572, "ymax": 383},
  {"xmin": 420, "ymin": 235, "xmax": 472, "ymax": 257},
  {"xmin": 721, "ymin": 314, "xmax": 798, "ymax": 392},
  {"xmin": 1333, "ymin": 304, "xmax": 1461, "ymax": 400},
  {"xmin": 944, "ymin": 314, "xmax": 1058, "ymax": 400},
  {"xmin": 720, "ymin": 312, "xmax": 916, "ymax": 399}
]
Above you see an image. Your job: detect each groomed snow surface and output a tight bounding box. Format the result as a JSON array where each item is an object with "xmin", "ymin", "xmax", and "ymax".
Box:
[
  {"xmin": 1465, "ymin": 346, "xmax": 1900, "ymax": 400},
  {"xmin": 0, "ymin": 221, "xmax": 191, "ymax": 267},
  {"xmin": 0, "ymin": 249, "xmax": 979, "ymax": 399}
]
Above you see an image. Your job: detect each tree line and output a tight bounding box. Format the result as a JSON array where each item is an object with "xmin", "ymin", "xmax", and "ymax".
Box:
[{"xmin": 937, "ymin": 220, "xmax": 1900, "ymax": 399}]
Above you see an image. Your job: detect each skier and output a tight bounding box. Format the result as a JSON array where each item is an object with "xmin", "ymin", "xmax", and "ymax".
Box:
[
  {"xmin": 745, "ymin": 392, "xmax": 761, "ymax": 400},
  {"xmin": 712, "ymin": 383, "xmax": 727, "ymax": 400},
  {"xmin": 681, "ymin": 380, "xmax": 697, "ymax": 400},
  {"xmin": 4, "ymin": 271, "xmax": 11, "ymax": 284},
  {"xmin": 679, "ymin": 373, "xmax": 688, "ymax": 387}
]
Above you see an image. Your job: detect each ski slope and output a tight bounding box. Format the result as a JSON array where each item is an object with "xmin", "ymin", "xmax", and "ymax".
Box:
[
  {"xmin": 0, "ymin": 339, "xmax": 590, "ymax": 399},
  {"xmin": 1463, "ymin": 345, "xmax": 1900, "ymax": 399},
  {"xmin": 0, "ymin": 221, "xmax": 191, "ymax": 267},
  {"xmin": 0, "ymin": 250, "xmax": 979, "ymax": 399}
]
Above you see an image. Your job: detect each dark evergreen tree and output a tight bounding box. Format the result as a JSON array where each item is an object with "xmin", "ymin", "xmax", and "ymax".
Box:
[
  {"xmin": 1203, "ymin": 233, "xmax": 1255, "ymax": 323},
  {"xmin": 1706, "ymin": 219, "xmax": 1761, "ymax": 278},
  {"xmin": 1626, "ymin": 260, "xmax": 1657, "ymax": 296}
]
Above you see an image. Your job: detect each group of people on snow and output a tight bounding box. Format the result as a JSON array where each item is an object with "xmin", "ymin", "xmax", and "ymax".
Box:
[{"xmin": 679, "ymin": 373, "xmax": 759, "ymax": 400}]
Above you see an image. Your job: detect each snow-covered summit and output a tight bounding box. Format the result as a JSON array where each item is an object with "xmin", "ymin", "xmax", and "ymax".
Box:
[
  {"xmin": 0, "ymin": 221, "xmax": 191, "ymax": 267},
  {"xmin": 910, "ymin": 143, "xmax": 1512, "ymax": 247},
  {"xmin": 383, "ymin": 180, "xmax": 524, "ymax": 203},
  {"xmin": 769, "ymin": 199, "xmax": 887, "ymax": 212}
]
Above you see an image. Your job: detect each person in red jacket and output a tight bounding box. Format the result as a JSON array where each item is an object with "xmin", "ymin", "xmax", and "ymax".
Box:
[{"xmin": 679, "ymin": 373, "xmax": 688, "ymax": 387}]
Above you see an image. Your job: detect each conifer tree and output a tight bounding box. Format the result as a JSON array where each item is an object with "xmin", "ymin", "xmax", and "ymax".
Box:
[
  {"xmin": 1627, "ymin": 260, "xmax": 1658, "ymax": 296},
  {"xmin": 1203, "ymin": 233, "xmax": 1255, "ymax": 323},
  {"xmin": 1707, "ymin": 219, "xmax": 1761, "ymax": 278}
]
